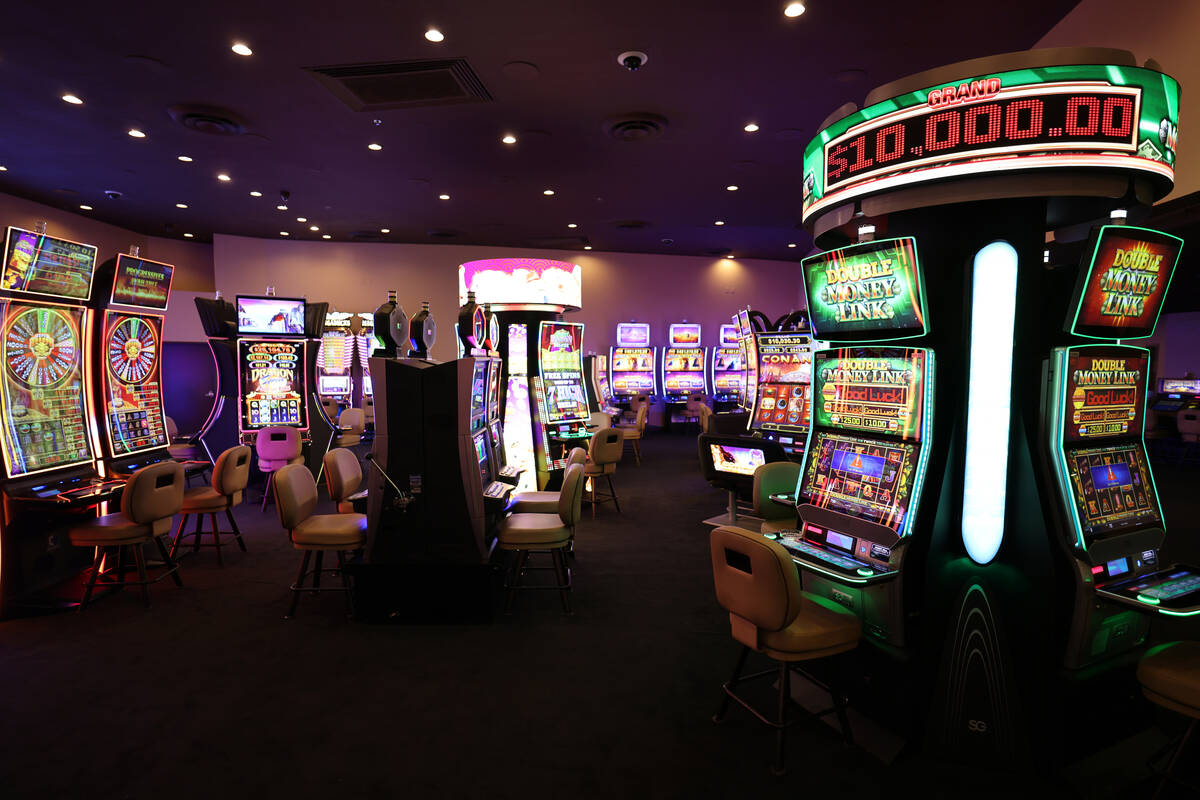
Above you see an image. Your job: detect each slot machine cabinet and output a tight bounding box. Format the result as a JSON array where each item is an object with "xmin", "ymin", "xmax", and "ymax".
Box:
[
  {"xmin": 316, "ymin": 310, "xmax": 354, "ymax": 412},
  {"xmin": 531, "ymin": 320, "xmax": 590, "ymax": 489},
  {"xmin": 745, "ymin": 330, "xmax": 814, "ymax": 459},
  {"xmin": 710, "ymin": 323, "xmax": 745, "ymax": 411},
  {"xmin": 660, "ymin": 323, "xmax": 707, "ymax": 426},
  {"xmin": 608, "ymin": 322, "xmax": 656, "ymax": 418},
  {"xmin": 355, "ymin": 312, "xmax": 375, "ymax": 426}
]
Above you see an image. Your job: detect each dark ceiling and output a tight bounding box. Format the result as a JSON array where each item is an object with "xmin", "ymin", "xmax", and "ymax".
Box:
[{"xmin": 0, "ymin": 0, "xmax": 1081, "ymax": 259}]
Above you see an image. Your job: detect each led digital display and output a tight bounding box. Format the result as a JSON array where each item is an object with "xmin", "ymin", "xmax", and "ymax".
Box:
[
  {"xmin": 708, "ymin": 443, "xmax": 766, "ymax": 476},
  {"xmin": 1063, "ymin": 443, "xmax": 1161, "ymax": 539},
  {"xmin": 610, "ymin": 347, "xmax": 655, "ymax": 396},
  {"xmin": 1161, "ymin": 378, "xmax": 1200, "ymax": 394},
  {"xmin": 1062, "ymin": 346, "xmax": 1147, "ymax": 442},
  {"xmin": 459, "ymin": 258, "xmax": 582, "ymax": 310},
  {"xmin": 669, "ymin": 323, "xmax": 701, "ymax": 346},
  {"xmin": 803, "ymin": 238, "xmax": 927, "ymax": 341},
  {"xmin": 110, "ymin": 254, "xmax": 174, "ymax": 310},
  {"xmin": 812, "ymin": 348, "xmax": 927, "ymax": 440},
  {"xmin": 317, "ymin": 313, "xmax": 354, "ymax": 396},
  {"xmin": 538, "ymin": 322, "xmax": 589, "ymax": 425},
  {"xmin": 662, "ymin": 347, "xmax": 706, "ymax": 397},
  {"xmin": 103, "ymin": 312, "xmax": 167, "ymax": 457},
  {"xmin": 2, "ymin": 227, "xmax": 98, "ymax": 301},
  {"xmin": 750, "ymin": 333, "xmax": 812, "ymax": 434},
  {"xmin": 799, "ymin": 431, "xmax": 920, "ymax": 533},
  {"xmin": 616, "ymin": 322, "xmax": 650, "ymax": 348},
  {"xmin": 1068, "ymin": 225, "xmax": 1183, "ymax": 339},
  {"xmin": 236, "ymin": 296, "xmax": 305, "ymax": 336},
  {"xmin": 318, "ymin": 376, "xmax": 351, "ymax": 395},
  {"xmin": 803, "ymin": 65, "xmax": 1180, "ymax": 223},
  {"xmin": 238, "ymin": 339, "xmax": 307, "ymax": 430},
  {"xmin": 743, "ymin": 330, "xmax": 758, "ymax": 411}
]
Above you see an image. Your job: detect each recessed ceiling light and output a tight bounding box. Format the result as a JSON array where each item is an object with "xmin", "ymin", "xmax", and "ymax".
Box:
[
  {"xmin": 543, "ymin": 189, "xmax": 555, "ymax": 196},
  {"xmin": 743, "ymin": 122, "xmax": 759, "ymax": 132},
  {"xmin": 280, "ymin": 231, "xmax": 289, "ymax": 236},
  {"xmin": 309, "ymin": 225, "xmax": 319, "ymax": 231},
  {"xmin": 322, "ymin": 234, "xmax": 331, "ymax": 240},
  {"xmin": 296, "ymin": 216, "xmax": 307, "ymax": 223},
  {"xmin": 567, "ymin": 223, "xmax": 577, "ymax": 229},
  {"xmin": 231, "ymin": 42, "xmax": 253, "ymax": 56},
  {"xmin": 79, "ymin": 204, "xmax": 93, "ymax": 211},
  {"xmin": 726, "ymin": 185, "xmax": 739, "ymax": 191},
  {"xmin": 368, "ymin": 143, "xmax": 383, "ymax": 151},
  {"xmin": 276, "ymin": 204, "xmax": 288, "ymax": 211},
  {"xmin": 714, "ymin": 220, "xmax": 725, "ymax": 226},
  {"xmin": 61, "ymin": 94, "xmax": 83, "ymax": 105},
  {"xmin": 177, "ymin": 155, "xmax": 193, "ymax": 162},
  {"xmin": 249, "ymin": 190, "xmax": 262, "ymax": 197},
  {"xmin": 425, "ymin": 28, "xmax": 444, "ymax": 42},
  {"xmin": 380, "ymin": 228, "xmax": 390, "ymax": 234},
  {"xmin": 438, "ymin": 193, "xmax": 450, "ymax": 200},
  {"xmin": 583, "ymin": 245, "xmax": 593, "ymax": 250},
  {"xmin": 128, "ymin": 128, "xmax": 146, "ymax": 138},
  {"xmin": 176, "ymin": 203, "xmax": 188, "ymax": 209},
  {"xmin": 783, "ymin": 2, "xmax": 806, "ymax": 18},
  {"xmin": 217, "ymin": 173, "xmax": 231, "ymax": 182},
  {"xmin": 501, "ymin": 134, "xmax": 517, "ymax": 145},
  {"xmin": 184, "ymin": 232, "xmax": 194, "ymax": 238},
  {"xmin": 787, "ymin": 243, "xmax": 797, "ymax": 248}
]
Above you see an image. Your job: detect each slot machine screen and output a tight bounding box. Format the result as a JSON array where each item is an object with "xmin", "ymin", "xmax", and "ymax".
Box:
[
  {"xmin": 236, "ymin": 296, "xmax": 306, "ymax": 336},
  {"xmin": 799, "ymin": 431, "xmax": 920, "ymax": 533},
  {"xmin": 610, "ymin": 349, "xmax": 654, "ymax": 396},
  {"xmin": 720, "ymin": 324, "xmax": 739, "ymax": 347},
  {"xmin": 742, "ymin": 330, "xmax": 759, "ymax": 411},
  {"xmin": 469, "ymin": 360, "xmax": 488, "ymax": 429},
  {"xmin": 802, "ymin": 237, "xmax": 927, "ymax": 341},
  {"xmin": 1061, "ymin": 347, "xmax": 1148, "ymax": 443},
  {"xmin": 102, "ymin": 311, "xmax": 168, "ymax": 457},
  {"xmin": 750, "ymin": 333, "xmax": 811, "ymax": 433},
  {"xmin": 318, "ymin": 376, "xmax": 351, "ymax": 395},
  {"xmin": 1067, "ymin": 226, "xmax": 1183, "ymax": 340},
  {"xmin": 712, "ymin": 349, "xmax": 745, "ymax": 393},
  {"xmin": 110, "ymin": 254, "xmax": 173, "ymax": 309},
  {"xmin": 662, "ymin": 348, "xmax": 706, "ymax": 395},
  {"xmin": 1063, "ymin": 443, "xmax": 1161, "ymax": 540},
  {"xmin": 708, "ymin": 443, "xmax": 766, "ymax": 476},
  {"xmin": 474, "ymin": 432, "xmax": 491, "ymax": 486},
  {"xmin": 0, "ymin": 302, "xmax": 94, "ymax": 476},
  {"xmin": 316, "ymin": 323, "xmax": 353, "ymax": 395},
  {"xmin": 2, "ymin": 227, "xmax": 98, "ymax": 301},
  {"xmin": 811, "ymin": 348, "xmax": 928, "ymax": 440},
  {"xmin": 487, "ymin": 358, "xmax": 503, "ymax": 421},
  {"xmin": 1161, "ymin": 378, "xmax": 1200, "ymax": 394},
  {"xmin": 538, "ymin": 321, "xmax": 589, "ymax": 424},
  {"xmin": 238, "ymin": 339, "xmax": 307, "ymax": 430}
]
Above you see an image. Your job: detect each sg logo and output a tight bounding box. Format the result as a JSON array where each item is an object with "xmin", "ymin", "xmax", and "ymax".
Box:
[{"xmin": 968, "ymin": 719, "xmax": 988, "ymax": 734}]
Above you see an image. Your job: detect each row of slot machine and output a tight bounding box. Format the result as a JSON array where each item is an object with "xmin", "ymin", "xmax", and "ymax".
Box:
[
  {"xmin": 0, "ymin": 225, "xmax": 190, "ymax": 615},
  {"xmin": 315, "ymin": 310, "xmax": 375, "ymax": 410},
  {"xmin": 605, "ymin": 322, "xmax": 749, "ymax": 406}
]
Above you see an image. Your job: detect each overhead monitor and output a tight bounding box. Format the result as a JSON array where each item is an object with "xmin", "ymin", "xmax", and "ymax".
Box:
[
  {"xmin": 236, "ymin": 296, "xmax": 306, "ymax": 337},
  {"xmin": 719, "ymin": 324, "xmax": 739, "ymax": 347},
  {"xmin": 102, "ymin": 311, "xmax": 168, "ymax": 457},
  {"xmin": 616, "ymin": 322, "xmax": 650, "ymax": 348},
  {"xmin": 2, "ymin": 226, "xmax": 98, "ymax": 302},
  {"xmin": 802, "ymin": 237, "xmax": 928, "ymax": 341},
  {"xmin": 110, "ymin": 254, "xmax": 174, "ymax": 310},
  {"xmin": 669, "ymin": 323, "xmax": 701, "ymax": 346},
  {"xmin": 459, "ymin": 258, "xmax": 582, "ymax": 311}
]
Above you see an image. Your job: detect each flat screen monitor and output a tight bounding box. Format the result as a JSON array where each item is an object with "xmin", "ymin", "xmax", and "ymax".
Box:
[
  {"xmin": 802, "ymin": 237, "xmax": 927, "ymax": 341},
  {"xmin": 1067, "ymin": 225, "xmax": 1184, "ymax": 340},
  {"xmin": 102, "ymin": 311, "xmax": 168, "ymax": 457},
  {"xmin": 110, "ymin": 254, "xmax": 174, "ymax": 309},
  {"xmin": 742, "ymin": 332, "xmax": 759, "ymax": 411},
  {"xmin": 0, "ymin": 302, "xmax": 94, "ymax": 476},
  {"xmin": 2, "ymin": 227, "xmax": 98, "ymax": 302},
  {"xmin": 610, "ymin": 348, "xmax": 655, "ymax": 396},
  {"xmin": 662, "ymin": 348, "xmax": 706, "ymax": 395},
  {"xmin": 236, "ymin": 296, "xmax": 306, "ymax": 336},
  {"xmin": 1161, "ymin": 378, "xmax": 1200, "ymax": 394},
  {"xmin": 362, "ymin": 375, "xmax": 373, "ymax": 397},
  {"xmin": 708, "ymin": 443, "xmax": 766, "ymax": 476},
  {"xmin": 616, "ymin": 322, "xmax": 650, "ymax": 348},
  {"xmin": 238, "ymin": 339, "xmax": 307, "ymax": 430},
  {"xmin": 1062, "ymin": 443, "xmax": 1161, "ymax": 540},
  {"xmin": 719, "ymin": 324, "xmax": 739, "ymax": 347},
  {"xmin": 712, "ymin": 348, "xmax": 745, "ymax": 394},
  {"xmin": 1060, "ymin": 346, "xmax": 1148, "ymax": 443},
  {"xmin": 538, "ymin": 321, "xmax": 589, "ymax": 424},
  {"xmin": 799, "ymin": 430, "xmax": 920, "ymax": 533},
  {"xmin": 669, "ymin": 323, "xmax": 701, "ymax": 346},
  {"xmin": 469, "ymin": 360, "xmax": 488, "ymax": 428},
  {"xmin": 811, "ymin": 347, "xmax": 929, "ymax": 441},
  {"xmin": 749, "ymin": 333, "xmax": 811, "ymax": 433},
  {"xmin": 318, "ymin": 375, "xmax": 351, "ymax": 395},
  {"xmin": 486, "ymin": 358, "xmax": 503, "ymax": 421}
]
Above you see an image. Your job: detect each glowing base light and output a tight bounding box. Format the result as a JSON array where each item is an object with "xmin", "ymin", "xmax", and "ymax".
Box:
[{"xmin": 961, "ymin": 241, "xmax": 1018, "ymax": 565}]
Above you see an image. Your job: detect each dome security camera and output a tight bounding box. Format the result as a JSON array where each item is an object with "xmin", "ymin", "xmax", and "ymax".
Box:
[{"xmin": 618, "ymin": 51, "xmax": 648, "ymax": 71}]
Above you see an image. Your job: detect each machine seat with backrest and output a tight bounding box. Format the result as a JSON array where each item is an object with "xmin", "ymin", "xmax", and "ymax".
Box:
[
  {"xmin": 753, "ymin": 461, "xmax": 802, "ymax": 534},
  {"xmin": 509, "ymin": 447, "xmax": 587, "ymax": 514}
]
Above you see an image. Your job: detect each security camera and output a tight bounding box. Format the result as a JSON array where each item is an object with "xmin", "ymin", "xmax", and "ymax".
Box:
[
  {"xmin": 104, "ymin": 189, "xmax": 123, "ymax": 200},
  {"xmin": 618, "ymin": 51, "xmax": 648, "ymax": 71}
]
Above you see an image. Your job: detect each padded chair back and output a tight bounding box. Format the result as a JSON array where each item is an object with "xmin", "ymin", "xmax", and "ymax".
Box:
[
  {"xmin": 338, "ymin": 407, "xmax": 365, "ymax": 434},
  {"xmin": 686, "ymin": 393, "xmax": 706, "ymax": 414},
  {"xmin": 698, "ymin": 405, "xmax": 713, "ymax": 432},
  {"xmin": 274, "ymin": 463, "xmax": 318, "ymax": 532},
  {"xmin": 635, "ymin": 404, "xmax": 648, "ymax": 432},
  {"xmin": 589, "ymin": 411, "xmax": 611, "ymax": 430},
  {"xmin": 1180, "ymin": 411, "xmax": 1200, "ymax": 442},
  {"xmin": 752, "ymin": 462, "xmax": 802, "ymax": 520},
  {"xmin": 321, "ymin": 397, "xmax": 339, "ymax": 421},
  {"xmin": 566, "ymin": 447, "xmax": 587, "ymax": 470},
  {"xmin": 165, "ymin": 415, "xmax": 179, "ymax": 440},
  {"xmin": 558, "ymin": 463, "xmax": 585, "ymax": 527},
  {"xmin": 256, "ymin": 426, "xmax": 302, "ymax": 462},
  {"xmin": 121, "ymin": 461, "xmax": 185, "ymax": 525},
  {"xmin": 710, "ymin": 526, "xmax": 802, "ymax": 645},
  {"xmin": 212, "ymin": 445, "xmax": 252, "ymax": 498},
  {"xmin": 362, "ymin": 394, "xmax": 374, "ymax": 420},
  {"xmin": 589, "ymin": 428, "xmax": 623, "ymax": 467},
  {"xmin": 323, "ymin": 448, "xmax": 362, "ymax": 502}
]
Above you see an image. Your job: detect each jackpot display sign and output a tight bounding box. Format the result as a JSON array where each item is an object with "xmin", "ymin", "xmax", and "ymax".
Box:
[
  {"xmin": 538, "ymin": 322, "xmax": 589, "ymax": 425},
  {"xmin": 803, "ymin": 238, "xmax": 927, "ymax": 341},
  {"xmin": 0, "ymin": 302, "xmax": 93, "ymax": 477},
  {"xmin": 812, "ymin": 348, "xmax": 928, "ymax": 440},
  {"xmin": 238, "ymin": 340, "xmax": 307, "ymax": 430},
  {"xmin": 616, "ymin": 323, "xmax": 650, "ymax": 348},
  {"xmin": 103, "ymin": 312, "xmax": 167, "ymax": 456},
  {"xmin": 1068, "ymin": 226, "xmax": 1183, "ymax": 339},
  {"xmin": 750, "ymin": 333, "xmax": 812, "ymax": 432},
  {"xmin": 1061, "ymin": 347, "xmax": 1148, "ymax": 442},
  {"xmin": 803, "ymin": 65, "xmax": 1181, "ymax": 223},
  {"xmin": 110, "ymin": 254, "xmax": 173, "ymax": 310},
  {"xmin": 2, "ymin": 227, "xmax": 98, "ymax": 301}
]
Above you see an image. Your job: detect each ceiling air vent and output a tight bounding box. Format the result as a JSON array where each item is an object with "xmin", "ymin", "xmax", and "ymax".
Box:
[
  {"xmin": 604, "ymin": 113, "xmax": 668, "ymax": 142},
  {"xmin": 306, "ymin": 59, "xmax": 492, "ymax": 111},
  {"xmin": 611, "ymin": 219, "xmax": 651, "ymax": 229},
  {"xmin": 167, "ymin": 105, "xmax": 248, "ymax": 136}
]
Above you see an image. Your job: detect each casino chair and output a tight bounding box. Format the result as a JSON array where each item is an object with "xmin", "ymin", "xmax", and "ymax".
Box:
[
  {"xmin": 70, "ymin": 461, "xmax": 186, "ymax": 609},
  {"xmin": 583, "ymin": 428, "xmax": 623, "ymax": 518},
  {"xmin": 684, "ymin": 392, "xmax": 708, "ymax": 429},
  {"xmin": 495, "ymin": 462, "xmax": 584, "ymax": 614},
  {"xmin": 165, "ymin": 416, "xmax": 200, "ymax": 462},
  {"xmin": 255, "ymin": 426, "xmax": 305, "ymax": 512},
  {"xmin": 615, "ymin": 404, "xmax": 648, "ymax": 465},
  {"xmin": 169, "ymin": 445, "xmax": 252, "ymax": 566},
  {"xmin": 697, "ymin": 405, "xmax": 714, "ymax": 433},
  {"xmin": 335, "ymin": 408, "xmax": 365, "ymax": 448},
  {"xmin": 323, "ymin": 448, "xmax": 364, "ymax": 513},
  {"xmin": 588, "ymin": 411, "xmax": 612, "ymax": 431},
  {"xmin": 753, "ymin": 462, "xmax": 802, "ymax": 534},
  {"xmin": 1137, "ymin": 641, "xmax": 1200, "ymax": 797},
  {"xmin": 273, "ymin": 463, "xmax": 366, "ymax": 619},
  {"xmin": 709, "ymin": 525, "xmax": 861, "ymax": 775},
  {"xmin": 361, "ymin": 394, "xmax": 375, "ymax": 431},
  {"xmin": 320, "ymin": 396, "xmax": 340, "ymax": 423},
  {"xmin": 622, "ymin": 394, "xmax": 649, "ymax": 425},
  {"xmin": 509, "ymin": 447, "xmax": 586, "ymax": 513}
]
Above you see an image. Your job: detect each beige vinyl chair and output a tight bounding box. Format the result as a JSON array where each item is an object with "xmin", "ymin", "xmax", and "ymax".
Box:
[
  {"xmin": 495, "ymin": 462, "xmax": 584, "ymax": 614},
  {"xmin": 697, "ymin": 405, "xmax": 714, "ymax": 433},
  {"xmin": 165, "ymin": 416, "xmax": 200, "ymax": 462},
  {"xmin": 273, "ymin": 463, "xmax": 366, "ymax": 619},
  {"xmin": 255, "ymin": 426, "xmax": 305, "ymax": 512},
  {"xmin": 709, "ymin": 526, "xmax": 861, "ymax": 774},
  {"xmin": 69, "ymin": 461, "xmax": 185, "ymax": 609},
  {"xmin": 615, "ymin": 404, "xmax": 648, "ymax": 465},
  {"xmin": 753, "ymin": 462, "xmax": 802, "ymax": 534},
  {"xmin": 684, "ymin": 392, "xmax": 708, "ymax": 427},
  {"xmin": 1137, "ymin": 641, "xmax": 1200, "ymax": 795},
  {"xmin": 323, "ymin": 448, "xmax": 364, "ymax": 513},
  {"xmin": 588, "ymin": 411, "xmax": 612, "ymax": 431},
  {"xmin": 509, "ymin": 448, "xmax": 586, "ymax": 513},
  {"xmin": 584, "ymin": 427, "xmax": 623, "ymax": 517},
  {"xmin": 335, "ymin": 408, "xmax": 365, "ymax": 448},
  {"xmin": 170, "ymin": 445, "xmax": 252, "ymax": 565},
  {"xmin": 622, "ymin": 394, "xmax": 649, "ymax": 425},
  {"xmin": 320, "ymin": 397, "xmax": 340, "ymax": 423}
]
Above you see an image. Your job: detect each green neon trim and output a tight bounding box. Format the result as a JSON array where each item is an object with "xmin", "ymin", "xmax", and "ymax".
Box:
[
  {"xmin": 1105, "ymin": 65, "xmax": 1125, "ymax": 86},
  {"xmin": 1136, "ymin": 594, "xmax": 1161, "ymax": 606},
  {"xmin": 856, "ymin": 567, "xmax": 875, "ymax": 577},
  {"xmin": 791, "ymin": 556, "xmax": 878, "ymax": 585},
  {"xmin": 1157, "ymin": 607, "xmax": 1200, "ymax": 618}
]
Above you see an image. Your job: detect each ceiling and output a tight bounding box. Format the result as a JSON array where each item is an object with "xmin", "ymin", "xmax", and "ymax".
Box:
[{"xmin": 0, "ymin": 0, "xmax": 1081, "ymax": 259}]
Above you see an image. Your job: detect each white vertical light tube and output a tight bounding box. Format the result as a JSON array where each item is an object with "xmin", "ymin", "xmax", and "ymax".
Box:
[{"xmin": 961, "ymin": 241, "xmax": 1019, "ymax": 565}]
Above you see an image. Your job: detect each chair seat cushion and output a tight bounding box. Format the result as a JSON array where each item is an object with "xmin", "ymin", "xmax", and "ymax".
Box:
[
  {"xmin": 509, "ymin": 491, "xmax": 559, "ymax": 514},
  {"xmin": 497, "ymin": 513, "xmax": 571, "ymax": 548},
  {"xmin": 261, "ymin": 455, "xmax": 305, "ymax": 472},
  {"xmin": 757, "ymin": 592, "xmax": 861, "ymax": 661},
  {"xmin": 69, "ymin": 513, "xmax": 156, "ymax": 546},
  {"xmin": 335, "ymin": 434, "xmax": 361, "ymax": 448},
  {"xmin": 292, "ymin": 513, "xmax": 367, "ymax": 548},
  {"xmin": 180, "ymin": 486, "xmax": 231, "ymax": 512},
  {"xmin": 615, "ymin": 426, "xmax": 641, "ymax": 440},
  {"xmin": 584, "ymin": 462, "xmax": 615, "ymax": 476},
  {"xmin": 1138, "ymin": 641, "xmax": 1200, "ymax": 719}
]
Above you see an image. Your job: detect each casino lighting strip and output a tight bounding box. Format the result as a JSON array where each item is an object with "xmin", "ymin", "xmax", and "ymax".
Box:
[{"xmin": 961, "ymin": 241, "xmax": 1018, "ymax": 565}]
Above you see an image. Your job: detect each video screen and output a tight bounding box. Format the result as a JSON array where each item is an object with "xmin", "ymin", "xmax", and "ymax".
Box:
[
  {"xmin": 670, "ymin": 323, "xmax": 701, "ymax": 346},
  {"xmin": 318, "ymin": 375, "xmax": 351, "ymax": 395},
  {"xmin": 487, "ymin": 358, "xmax": 503, "ymax": 420},
  {"xmin": 539, "ymin": 322, "xmax": 589, "ymax": 424},
  {"xmin": 1069, "ymin": 225, "xmax": 1184, "ymax": 340},
  {"xmin": 459, "ymin": 258, "xmax": 582, "ymax": 310},
  {"xmin": 720, "ymin": 324, "xmax": 739, "ymax": 347},
  {"xmin": 663, "ymin": 348, "xmax": 706, "ymax": 394},
  {"xmin": 110, "ymin": 254, "xmax": 173, "ymax": 309},
  {"xmin": 743, "ymin": 332, "xmax": 759, "ymax": 410},
  {"xmin": 238, "ymin": 339, "xmax": 307, "ymax": 430},
  {"xmin": 812, "ymin": 347, "xmax": 928, "ymax": 440},
  {"xmin": 103, "ymin": 312, "xmax": 168, "ymax": 457},
  {"xmin": 1162, "ymin": 378, "xmax": 1200, "ymax": 394},
  {"xmin": 1064, "ymin": 443, "xmax": 1161, "ymax": 540},
  {"xmin": 1061, "ymin": 346, "xmax": 1147, "ymax": 443},
  {"xmin": 750, "ymin": 333, "xmax": 811, "ymax": 432},
  {"xmin": 802, "ymin": 237, "xmax": 927, "ymax": 341},
  {"xmin": 616, "ymin": 322, "xmax": 650, "ymax": 348},
  {"xmin": 236, "ymin": 296, "xmax": 305, "ymax": 336},
  {"xmin": 469, "ymin": 360, "xmax": 488, "ymax": 427},
  {"xmin": 799, "ymin": 431, "xmax": 920, "ymax": 533},
  {"xmin": 2, "ymin": 227, "xmax": 98, "ymax": 302},
  {"xmin": 712, "ymin": 348, "xmax": 745, "ymax": 392},
  {"xmin": 610, "ymin": 347, "xmax": 655, "ymax": 396},
  {"xmin": 0, "ymin": 302, "xmax": 94, "ymax": 476},
  {"xmin": 474, "ymin": 433, "xmax": 491, "ymax": 486},
  {"xmin": 709, "ymin": 443, "xmax": 765, "ymax": 476}
]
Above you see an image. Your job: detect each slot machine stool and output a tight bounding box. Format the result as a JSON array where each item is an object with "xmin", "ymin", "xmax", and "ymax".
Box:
[
  {"xmin": 752, "ymin": 462, "xmax": 801, "ymax": 534},
  {"xmin": 323, "ymin": 448, "xmax": 364, "ymax": 513},
  {"xmin": 169, "ymin": 445, "xmax": 252, "ymax": 566},
  {"xmin": 614, "ymin": 404, "xmax": 647, "ymax": 465},
  {"xmin": 256, "ymin": 426, "xmax": 305, "ymax": 512},
  {"xmin": 583, "ymin": 428, "xmax": 623, "ymax": 518},
  {"xmin": 69, "ymin": 461, "xmax": 186, "ymax": 609},
  {"xmin": 709, "ymin": 526, "xmax": 861, "ymax": 775},
  {"xmin": 1137, "ymin": 641, "xmax": 1200, "ymax": 797},
  {"xmin": 509, "ymin": 448, "xmax": 586, "ymax": 513}
]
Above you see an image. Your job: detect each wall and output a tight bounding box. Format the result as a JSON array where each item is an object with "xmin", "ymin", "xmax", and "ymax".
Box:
[{"xmin": 1142, "ymin": 312, "xmax": 1200, "ymax": 383}]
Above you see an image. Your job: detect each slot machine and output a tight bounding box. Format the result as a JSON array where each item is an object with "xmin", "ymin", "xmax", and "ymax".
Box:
[
  {"xmin": 583, "ymin": 353, "xmax": 618, "ymax": 415},
  {"xmin": 608, "ymin": 322, "xmax": 656, "ymax": 408},
  {"xmin": 316, "ymin": 310, "xmax": 354, "ymax": 411},
  {"xmin": 235, "ymin": 295, "xmax": 309, "ymax": 439},
  {"xmin": 660, "ymin": 322, "xmax": 707, "ymax": 410},
  {"xmin": 737, "ymin": 310, "xmax": 758, "ymax": 413},
  {"xmin": 532, "ymin": 320, "xmax": 590, "ymax": 488},
  {"xmin": 710, "ymin": 323, "xmax": 745, "ymax": 409},
  {"xmin": 485, "ymin": 356, "xmax": 519, "ymax": 485},
  {"xmin": 746, "ymin": 330, "xmax": 814, "ymax": 459},
  {"xmin": 1151, "ymin": 377, "xmax": 1200, "ymax": 432},
  {"xmin": 1042, "ymin": 223, "xmax": 1197, "ymax": 669},
  {"xmin": 355, "ymin": 312, "xmax": 375, "ymax": 430},
  {"xmin": 0, "ymin": 225, "xmax": 125, "ymax": 615}
]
